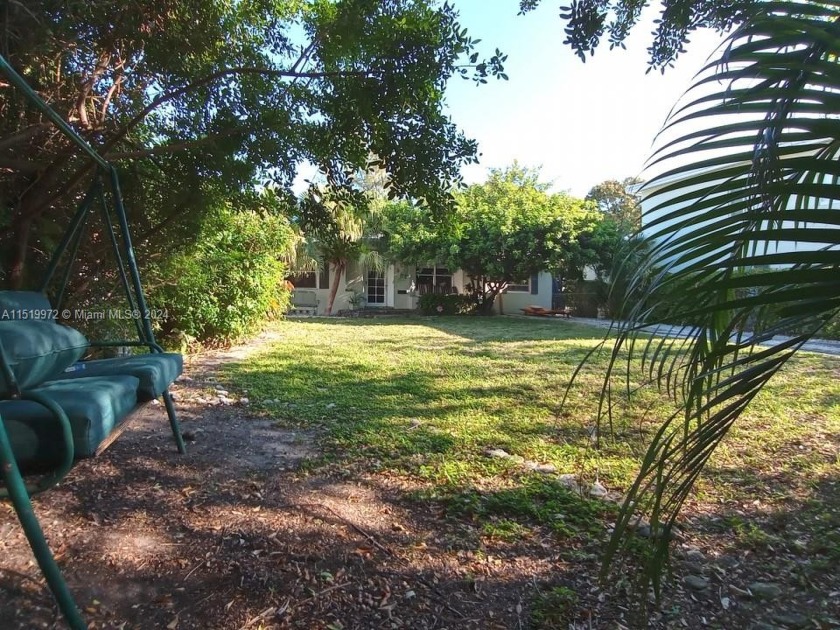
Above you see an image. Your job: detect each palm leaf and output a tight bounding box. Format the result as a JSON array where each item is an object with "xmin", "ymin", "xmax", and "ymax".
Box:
[{"xmin": 587, "ymin": 0, "xmax": 840, "ymax": 602}]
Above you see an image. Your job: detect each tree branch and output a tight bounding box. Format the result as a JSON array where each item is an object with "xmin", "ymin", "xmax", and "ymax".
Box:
[
  {"xmin": 106, "ymin": 128, "xmax": 245, "ymax": 160},
  {"xmin": 101, "ymin": 64, "xmax": 381, "ymax": 155}
]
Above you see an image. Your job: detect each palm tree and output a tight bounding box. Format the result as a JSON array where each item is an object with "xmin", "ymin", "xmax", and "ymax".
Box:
[
  {"xmin": 586, "ymin": 0, "xmax": 840, "ymax": 598},
  {"xmin": 295, "ymin": 186, "xmax": 384, "ymax": 315}
]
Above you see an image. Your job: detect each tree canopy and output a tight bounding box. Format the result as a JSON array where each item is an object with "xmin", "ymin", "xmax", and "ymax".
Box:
[
  {"xmin": 585, "ymin": 177, "xmax": 642, "ymax": 232},
  {"xmin": 519, "ymin": 0, "xmax": 751, "ymax": 70},
  {"xmin": 0, "ymin": 0, "xmax": 504, "ymax": 290},
  {"xmin": 384, "ymin": 165, "xmax": 599, "ymax": 313}
]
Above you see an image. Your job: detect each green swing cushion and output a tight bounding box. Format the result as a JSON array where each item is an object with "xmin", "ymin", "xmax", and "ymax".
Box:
[
  {"xmin": 0, "ymin": 290, "xmax": 56, "ymax": 320},
  {"xmin": 0, "ymin": 320, "xmax": 89, "ymax": 396},
  {"xmin": 56, "ymin": 353, "xmax": 183, "ymax": 401},
  {"xmin": 2, "ymin": 375, "xmax": 140, "ymax": 470}
]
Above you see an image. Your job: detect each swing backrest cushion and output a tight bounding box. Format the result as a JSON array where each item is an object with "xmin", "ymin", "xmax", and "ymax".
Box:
[
  {"xmin": 0, "ymin": 291, "xmax": 57, "ymax": 320},
  {"xmin": 0, "ymin": 308, "xmax": 89, "ymax": 396},
  {"xmin": 0, "ymin": 290, "xmax": 88, "ymax": 395}
]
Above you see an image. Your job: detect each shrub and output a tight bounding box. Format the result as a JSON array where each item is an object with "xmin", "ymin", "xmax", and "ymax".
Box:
[
  {"xmin": 418, "ymin": 293, "xmax": 475, "ymax": 315},
  {"xmin": 147, "ymin": 206, "xmax": 294, "ymax": 345}
]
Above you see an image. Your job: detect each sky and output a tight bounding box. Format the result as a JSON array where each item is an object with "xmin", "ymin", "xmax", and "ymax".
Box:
[{"xmin": 444, "ymin": 0, "xmax": 728, "ymax": 197}]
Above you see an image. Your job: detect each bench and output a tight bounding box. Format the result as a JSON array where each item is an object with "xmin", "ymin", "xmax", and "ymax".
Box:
[
  {"xmin": 521, "ymin": 305, "xmax": 573, "ymax": 318},
  {"xmin": 289, "ymin": 289, "xmax": 319, "ymax": 316},
  {"xmin": 0, "ymin": 290, "xmax": 185, "ymax": 629}
]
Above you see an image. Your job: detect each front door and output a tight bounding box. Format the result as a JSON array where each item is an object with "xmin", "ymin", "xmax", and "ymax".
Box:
[{"xmin": 367, "ymin": 270, "xmax": 385, "ymax": 306}]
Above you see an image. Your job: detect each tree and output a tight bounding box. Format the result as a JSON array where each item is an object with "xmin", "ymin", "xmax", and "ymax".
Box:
[
  {"xmin": 585, "ymin": 177, "xmax": 642, "ymax": 232},
  {"xmin": 518, "ymin": 0, "xmax": 751, "ymax": 70},
  {"xmin": 0, "ymin": 1, "xmax": 506, "ymax": 292},
  {"xmin": 296, "ymin": 186, "xmax": 384, "ymax": 315},
  {"xmin": 558, "ymin": 0, "xmax": 840, "ymax": 604},
  {"xmin": 385, "ymin": 165, "xmax": 599, "ymax": 314}
]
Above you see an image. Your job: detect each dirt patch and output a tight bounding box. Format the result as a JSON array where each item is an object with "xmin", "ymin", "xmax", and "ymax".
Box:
[{"xmin": 0, "ymin": 334, "xmax": 539, "ymax": 629}]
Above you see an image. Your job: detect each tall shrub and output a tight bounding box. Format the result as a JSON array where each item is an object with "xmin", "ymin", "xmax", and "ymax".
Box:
[{"xmin": 148, "ymin": 206, "xmax": 294, "ymax": 344}]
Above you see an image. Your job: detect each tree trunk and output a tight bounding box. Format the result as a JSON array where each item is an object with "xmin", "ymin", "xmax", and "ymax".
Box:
[{"xmin": 324, "ymin": 261, "xmax": 345, "ymax": 315}]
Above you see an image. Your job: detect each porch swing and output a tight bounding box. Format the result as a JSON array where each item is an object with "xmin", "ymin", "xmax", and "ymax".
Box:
[{"xmin": 0, "ymin": 56, "xmax": 187, "ymax": 629}]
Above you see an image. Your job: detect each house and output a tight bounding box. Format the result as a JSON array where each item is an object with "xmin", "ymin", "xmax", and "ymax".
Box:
[
  {"xmin": 639, "ymin": 164, "xmax": 838, "ymax": 271},
  {"xmin": 288, "ymin": 263, "xmax": 554, "ymax": 315}
]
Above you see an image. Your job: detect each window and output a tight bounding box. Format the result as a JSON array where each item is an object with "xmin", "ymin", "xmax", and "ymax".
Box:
[
  {"xmin": 367, "ymin": 270, "xmax": 385, "ymax": 304},
  {"xmin": 289, "ymin": 268, "xmax": 330, "ymax": 290},
  {"xmin": 505, "ymin": 278, "xmax": 530, "ymax": 293},
  {"xmin": 416, "ymin": 266, "xmax": 452, "ymax": 295}
]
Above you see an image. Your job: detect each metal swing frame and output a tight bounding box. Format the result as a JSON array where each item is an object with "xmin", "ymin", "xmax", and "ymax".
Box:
[{"xmin": 0, "ymin": 55, "xmax": 186, "ymax": 630}]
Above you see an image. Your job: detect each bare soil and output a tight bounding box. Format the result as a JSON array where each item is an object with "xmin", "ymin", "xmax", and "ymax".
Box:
[{"xmin": 1, "ymin": 329, "xmax": 838, "ymax": 629}]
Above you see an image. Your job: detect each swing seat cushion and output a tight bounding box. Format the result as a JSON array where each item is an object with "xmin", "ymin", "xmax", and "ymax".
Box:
[
  {"xmin": 55, "ymin": 353, "xmax": 183, "ymax": 401},
  {"xmin": 2, "ymin": 375, "xmax": 140, "ymax": 470},
  {"xmin": 0, "ymin": 320, "xmax": 89, "ymax": 396}
]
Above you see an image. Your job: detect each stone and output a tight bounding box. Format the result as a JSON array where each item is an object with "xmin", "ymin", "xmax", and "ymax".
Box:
[
  {"xmin": 485, "ymin": 448, "xmax": 511, "ymax": 459},
  {"xmin": 685, "ymin": 548, "xmax": 706, "ymax": 562},
  {"xmin": 557, "ymin": 474, "xmax": 580, "ymax": 490},
  {"xmin": 684, "ymin": 575, "xmax": 710, "ymax": 591},
  {"xmin": 240, "ymin": 397, "xmax": 250, "ymax": 404},
  {"xmin": 589, "ymin": 482, "xmax": 608, "ymax": 498},
  {"xmin": 771, "ymin": 613, "xmax": 809, "ymax": 628},
  {"xmin": 749, "ymin": 582, "xmax": 782, "ymax": 599},
  {"xmin": 325, "ymin": 403, "xmax": 336, "ymax": 409}
]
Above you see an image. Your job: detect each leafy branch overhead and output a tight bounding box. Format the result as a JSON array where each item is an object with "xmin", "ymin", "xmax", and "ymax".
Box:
[{"xmin": 519, "ymin": 0, "xmax": 753, "ymax": 69}]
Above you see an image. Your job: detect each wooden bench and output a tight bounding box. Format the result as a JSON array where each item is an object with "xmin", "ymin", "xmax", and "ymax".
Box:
[{"xmin": 521, "ymin": 305, "xmax": 573, "ymax": 318}]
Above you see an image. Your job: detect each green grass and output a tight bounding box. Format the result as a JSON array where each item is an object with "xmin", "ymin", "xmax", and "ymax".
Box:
[
  {"xmin": 225, "ymin": 316, "xmax": 839, "ymax": 495},
  {"xmin": 223, "ymin": 316, "xmax": 840, "ymax": 578}
]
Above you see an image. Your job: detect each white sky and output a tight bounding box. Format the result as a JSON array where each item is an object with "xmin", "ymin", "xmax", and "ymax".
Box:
[{"xmin": 445, "ymin": 0, "xmax": 728, "ymax": 196}]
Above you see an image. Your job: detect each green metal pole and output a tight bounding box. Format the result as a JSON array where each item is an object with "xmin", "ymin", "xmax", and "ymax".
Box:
[
  {"xmin": 39, "ymin": 179, "xmax": 99, "ymax": 294},
  {"xmin": 106, "ymin": 168, "xmax": 155, "ymax": 345},
  {"xmin": 0, "ymin": 415, "xmax": 87, "ymax": 630},
  {"xmin": 99, "ymin": 185, "xmax": 145, "ymax": 342},
  {"xmin": 107, "ymin": 167, "xmax": 186, "ymax": 454}
]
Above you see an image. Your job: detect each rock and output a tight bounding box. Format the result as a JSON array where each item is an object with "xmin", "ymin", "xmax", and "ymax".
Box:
[
  {"xmin": 685, "ymin": 548, "xmax": 706, "ymax": 562},
  {"xmin": 771, "ymin": 612, "xmax": 809, "ymax": 628},
  {"xmin": 749, "ymin": 582, "xmax": 782, "ymax": 599},
  {"xmin": 176, "ymin": 375, "xmax": 193, "ymax": 383},
  {"xmin": 684, "ymin": 575, "xmax": 710, "ymax": 591},
  {"xmin": 523, "ymin": 462, "xmax": 557, "ymax": 474},
  {"xmin": 240, "ymin": 397, "xmax": 249, "ymax": 404},
  {"xmin": 682, "ymin": 562, "xmax": 705, "ymax": 575},
  {"xmin": 717, "ymin": 555, "xmax": 740, "ymax": 569},
  {"xmin": 485, "ymin": 448, "xmax": 511, "ymax": 459},
  {"xmin": 325, "ymin": 403, "xmax": 336, "ymax": 409},
  {"xmin": 589, "ymin": 482, "xmax": 608, "ymax": 498},
  {"xmin": 215, "ymin": 389, "xmax": 229, "ymax": 396},
  {"xmin": 557, "ymin": 474, "xmax": 580, "ymax": 490}
]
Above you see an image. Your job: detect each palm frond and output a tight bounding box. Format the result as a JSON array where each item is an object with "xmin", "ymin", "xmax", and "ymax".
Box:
[{"xmin": 590, "ymin": 0, "xmax": 840, "ymax": 600}]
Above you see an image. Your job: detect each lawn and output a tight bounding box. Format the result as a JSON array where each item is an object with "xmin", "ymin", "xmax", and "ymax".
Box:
[{"xmin": 223, "ymin": 316, "xmax": 840, "ymax": 626}]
